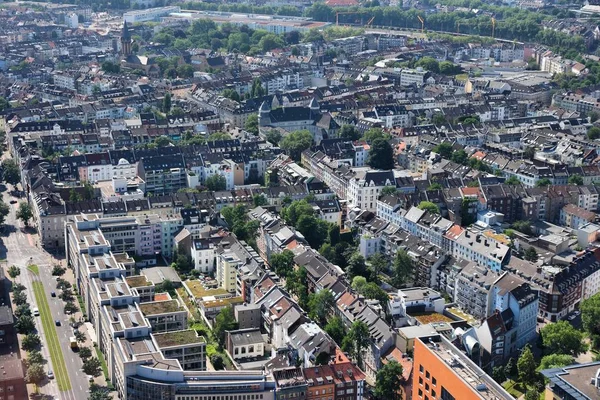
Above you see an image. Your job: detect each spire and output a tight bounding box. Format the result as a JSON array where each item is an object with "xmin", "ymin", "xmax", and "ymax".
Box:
[
  {"xmin": 309, "ymin": 97, "xmax": 319, "ymax": 110},
  {"xmin": 259, "ymin": 101, "xmax": 270, "ymax": 113},
  {"xmin": 121, "ymin": 20, "xmax": 131, "ymax": 40}
]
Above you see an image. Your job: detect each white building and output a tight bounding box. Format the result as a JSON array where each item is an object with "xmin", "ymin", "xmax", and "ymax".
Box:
[
  {"xmin": 347, "ymin": 170, "xmax": 395, "ymax": 211},
  {"xmin": 389, "ymin": 287, "xmax": 445, "ymax": 318},
  {"xmin": 191, "ymin": 239, "xmax": 216, "ymax": 274}
]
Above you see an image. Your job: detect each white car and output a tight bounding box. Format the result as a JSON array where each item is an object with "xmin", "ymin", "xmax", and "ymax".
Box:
[
  {"xmin": 567, "ymin": 314, "xmax": 577, "ymax": 321},
  {"xmin": 33, "ymin": 308, "xmax": 39, "ymax": 316}
]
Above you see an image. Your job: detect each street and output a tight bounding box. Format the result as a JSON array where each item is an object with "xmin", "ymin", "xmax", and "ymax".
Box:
[{"xmin": 1, "ymin": 184, "xmax": 90, "ymax": 400}]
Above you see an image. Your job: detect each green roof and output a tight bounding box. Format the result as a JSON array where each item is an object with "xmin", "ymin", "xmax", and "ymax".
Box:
[
  {"xmin": 139, "ymin": 300, "xmax": 183, "ymax": 315},
  {"xmin": 126, "ymin": 275, "xmax": 151, "ymax": 288},
  {"xmin": 153, "ymin": 329, "xmax": 206, "ymax": 348},
  {"xmin": 185, "ymin": 280, "xmax": 229, "ymax": 299}
]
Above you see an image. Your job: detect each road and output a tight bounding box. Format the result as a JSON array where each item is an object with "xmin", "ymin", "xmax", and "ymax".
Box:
[{"xmin": 0, "ymin": 186, "xmax": 90, "ymax": 400}]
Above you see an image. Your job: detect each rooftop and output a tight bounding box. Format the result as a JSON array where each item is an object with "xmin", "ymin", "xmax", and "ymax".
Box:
[
  {"xmin": 185, "ymin": 280, "xmax": 229, "ymax": 299},
  {"xmin": 542, "ymin": 361, "xmax": 600, "ymax": 400},
  {"xmin": 138, "ymin": 299, "xmax": 183, "ymax": 315},
  {"xmin": 126, "ymin": 275, "xmax": 152, "ymax": 288},
  {"xmin": 152, "ymin": 329, "xmax": 206, "ymax": 348}
]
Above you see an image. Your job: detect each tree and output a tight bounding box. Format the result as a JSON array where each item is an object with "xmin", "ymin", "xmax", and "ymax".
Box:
[
  {"xmin": 581, "ymin": 293, "xmax": 600, "ymax": 338},
  {"xmin": 368, "ymin": 253, "xmax": 387, "ymax": 282},
  {"xmin": 64, "ymin": 301, "xmax": 78, "ymax": 315},
  {"xmin": 439, "ymin": 61, "xmax": 461, "ymax": 75},
  {"xmin": 362, "ymin": 128, "xmax": 390, "ymax": 144},
  {"xmin": 205, "ymin": 174, "xmax": 227, "ymax": 191},
  {"xmin": 52, "ymin": 264, "xmax": 66, "ymax": 276},
  {"xmin": 367, "ymin": 138, "xmax": 394, "ymax": 170},
  {"xmin": 518, "ymin": 346, "xmax": 537, "ymax": 387},
  {"xmin": 207, "ymin": 132, "xmax": 232, "ymax": 142},
  {"xmin": 0, "ymin": 201, "xmax": 9, "ymax": 226},
  {"xmin": 492, "ymin": 366, "xmax": 506, "ymax": 383},
  {"xmin": 83, "ymin": 357, "xmax": 102, "ymax": 377},
  {"xmin": 162, "ymin": 92, "xmax": 172, "ymax": 113},
  {"xmin": 431, "ymin": 113, "xmax": 447, "ymax": 125},
  {"xmin": 415, "ymin": 56, "xmax": 440, "ymax": 73},
  {"xmin": 381, "ymin": 186, "xmax": 398, "ymax": 196},
  {"xmin": 451, "ymin": 149, "xmax": 468, "ymax": 165},
  {"xmin": 524, "ymin": 389, "xmax": 540, "ymax": 400},
  {"xmin": 428, "ymin": 182, "xmax": 442, "ymax": 191},
  {"xmin": 270, "ymin": 250, "xmax": 295, "ymax": 278},
  {"xmin": 307, "ymin": 289, "xmax": 335, "ymax": 325},
  {"xmin": 536, "ymin": 178, "xmax": 552, "ymax": 187},
  {"xmin": 79, "ymin": 346, "xmax": 93, "ymax": 361},
  {"xmin": 213, "ymin": 306, "xmax": 238, "ymax": 347},
  {"xmin": 568, "ymin": 174, "xmax": 584, "ymax": 185},
  {"xmin": 541, "ymin": 320, "xmax": 588, "ymax": 356},
  {"xmin": 60, "ymin": 288, "xmax": 74, "ymax": 302},
  {"xmin": 539, "ymin": 354, "xmax": 574, "ymax": 370},
  {"xmin": 2, "ymin": 159, "xmax": 21, "ymax": 186},
  {"xmin": 588, "ymin": 126, "xmax": 600, "ymax": 140},
  {"xmin": 346, "ymin": 253, "xmax": 368, "ymax": 281},
  {"xmin": 7, "ymin": 265, "xmax": 20, "ymax": 279},
  {"xmin": 328, "ymin": 224, "xmax": 340, "ymax": 246},
  {"xmin": 589, "ymin": 111, "xmax": 600, "ymax": 123},
  {"xmin": 176, "ymin": 64, "xmax": 194, "ymax": 78},
  {"xmin": 349, "ymin": 320, "xmax": 370, "ymax": 369},
  {"xmin": 210, "ymin": 354, "xmax": 226, "ymax": 370},
  {"xmin": 524, "ymin": 247, "xmax": 538, "ymax": 262},
  {"xmin": 14, "ymin": 304, "xmax": 31, "ymax": 318},
  {"xmin": 505, "ymin": 176, "xmax": 521, "ymax": 185},
  {"xmin": 16, "ymin": 202, "xmax": 33, "ymax": 227},
  {"xmin": 340, "ymin": 125, "xmax": 361, "ymax": 141},
  {"xmin": 283, "ymin": 199, "xmax": 314, "ymax": 226},
  {"xmin": 375, "ymin": 361, "xmax": 404, "ymax": 400},
  {"xmin": 221, "ymin": 89, "xmax": 241, "ymax": 102},
  {"xmin": 27, "ymin": 350, "xmax": 45, "ymax": 366},
  {"xmin": 246, "ymin": 114, "xmax": 259, "ymax": 135},
  {"xmin": 505, "ymin": 357, "xmax": 517, "ymax": 379},
  {"xmin": 511, "ymin": 220, "xmax": 533, "ymax": 236},
  {"xmin": 12, "ymin": 290, "xmax": 27, "ymax": 307},
  {"xmin": 265, "ymin": 130, "xmax": 282, "ymax": 146},
  {"xmin": 253, "ymin": 194, "xmax": 268, "ymax": 207},
  {"xmin": 280, "ymin": 130, "xmax": 313, "ymax": 161},
  {"xmin": 524, "ymin": 146, "xmax": 536, "ymax": 160},
  {"xmin": 74, "ymin": 329, "xmax": 86, "ymax": 343},
  {"xmin": 154, "ymin": 136, "xmax": 173, "ymax": 147},
  {"xmin": 296, "ymin": 215, "xmax": 328, "ymax": 249},
  {"xmin": 25, "ymin": 362, "xmax": 45, "ymax": 384},
  {"xmin": 324, "ymin": 316, "xmax": 346, "ymax": 343},
  {"xmin": 432, "ymin": 143, "xmax": 453, "ymax": 160},
  {"xmin": 15, "ymin": 314, "xmax": 35, "ymax": 334},
  {"xmin": 392, "ymin": 250, "xmax": 413, "ymax": 288},
  {"xmin": 418, "ymin": 201, "xmax": 439, "ymax": 214},
  {"xmin": 101, "ymin": 61, "xmax": 120, "ymax": 74},
  {"xmin": 89, "ymin": 384, "xmax": 112, "ymax": 400},
  {"xmin": 22, "ymin": 333, "xmax": 41, "ymax": 351}
]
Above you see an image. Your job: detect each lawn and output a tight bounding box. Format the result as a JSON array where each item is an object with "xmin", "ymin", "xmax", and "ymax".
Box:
[
  {"xmin": 94, "ymin": 345, "xmax": 113, "ymax": 389},
  {"xmin": 502, "ymin": 380, "xmax": 524, "ymax": 398},
  {"xmin": 27, "ymin": 264, "xmax": 39, "ymax": 275},
  {"xmin": 31, "ymin": 280, "xmax": 71, "ymax": 391}
]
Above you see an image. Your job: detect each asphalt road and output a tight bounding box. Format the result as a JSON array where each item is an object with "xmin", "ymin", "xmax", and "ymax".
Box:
[{"xmin": 1, "ymin": 186, "xmax": 89, "ymax": 400}]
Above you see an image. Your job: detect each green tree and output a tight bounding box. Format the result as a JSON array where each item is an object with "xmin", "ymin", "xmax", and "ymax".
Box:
[
  {"xmin": 524, "ymin": 146, "xmax": 536, "ymax": 160},
  {"xmin": 7, "ymin": 265, "xmax": 20, "ymax": 279},
  {"xmin": 296, "ymin": 215, "xmax": 329, "ymax": 249},
  {"xmin": 451, "ymin": 149, "xmax": 468, "ymax": 165},
  {"xmin": 524, "ymin": 247, "xmax": 538, "ymax": 262},
  {"xmin": 432, "ymin": 142, "xmax": 453, "ymax": 159},
  {"xmin": 64, "ymin": 301, "xmax": 78, "ymax": 315},
  {"xmin": 280, "ymin": 130, "xmax": 313, "ymax": 161},
  {"xmin": 213, "ymin": 306, "xmax": 238, "ymax": 347},
  {"xmin": 588, "ymin": 126, "xmax": 600, "ymax": 140},
  {"xmin": 270, "ymin": 250, "xmax": 295, "ymax": 278},
  {"xmin": 246, "ymin": 114, "xmax": 259, "ymax": 135},
  {"xmin": 539, "ymin": 354, "xmax": 574, "ymax": 370},
  {"xmin": 0, "ymin": 201, "xmax": 9, "ymax": 226},
  {"xmin": 439, "ymin": 61, "xmax": 461, "ymax": 75},
  {"xmin": 52, "ymin": 264, "xmax": 66, "ymax": 276},
  {"xmin": 12, "ymin": 291, "xmax": 27, "ymax": 307},
  {"xmin": 210, "ymin": 354, "xmax": 226, "ymax": 370},
  {"xmin": 221, "ymin": 89, "xmax": 241, "ymax": 102},
  {"xmin": 207, "ymin": 132, "xmax": 232, "ymax": 141},
  {"xmin": 415, "ymin": 56, "xmax": 440, "ymax": 73},
  {"xmin": 16, "ymin": 202, "xmax": 33, "ymax": 227},
  {"xmin": 589, "ymin": 111, "xmax": 600, "ymax": 123},
  {"xmin": 517, "ymin": 346, "xmax": 537, "ymax": 387},
  {"xmin": 418, "ymin": 201, "xmax": 439, "ymax": 214},
  {"xmin": 505, "ymin": 176, "xmax": 521, "ymax": 185},
  {"xmin": 581, "ymin": 293, "xmax": 600, "ymax": 339},
  {"xmin": 349, "ymin": 320, "xmax": 370, "ymax": 369},
  {"xmin": 2, "ymin": 159, "xmax": 21, "ymax": 186},
  {"xmin": 74, "ymin": 329, "xmax": 86, "ymax": 343},
  {"xmin": 392, "ymin": 250, "xmax": 413, "ymax": 288},
  {"xmin": 83, "ymin": 357, "xmax": 102, "ymax": 377},
  {"xmin": 14, "ymin": 304, "xmax": 31, "ymax": 318},
  {"xmin": 381, "ymin": 186, "xmax": 398, "ymax": 196},
  {"xmin": 431, "ymin": 113, "xmax": 447, "ymax": 125},
  {"xmin": 375, "ymin": 361, "xmax": 404, "ymax": 400},
  {"xmin": 346, "ymin": 253, "xmax": 368, "ymax": 281},
  {"xmin": 27, "ymin": 350, "xmax": 45, "ymax": 366},
  {"xmin": 101, "ymin": 61, "xmax": 120, "ymax": 74},
  {"xmin": 79, "ymin": 346, "xmax": 93, "ymax": 361},
  {"xmin": 307, "ymin": 289, "xmax": 335, "ymax": 325},
  {"xmin": 368, "ymin": 253, "xmax": 387, "ymax": 282},
  {"xmin": 524, "ymin": 389, "xmax": 540, "ymax": 400},
  {"xmin": 568, "ymin": 174, "xmax": 584, "ymax": 185},
  {"xmin": 541, "ymin": 321, "xmax": 588, "ymax": 356},
  {"xmin": 22, "ymin": 333, "xmax": 41, "ymax": 351},
  {"xmin": 492, "ymin": 366, "xmax": 506, "ymax": 383},
  {"xmin": 205, "ymin": 174, "xmax": 227, "ymax": 191},
  {"xmin": 339, "ymin": 125, "xmax": 361, "ymax": 141},
  {"xmin": 282, "ymin": 200, "xmax": 314, "ymax": 226},
  {"xmin": 536, "ymin": 178, "xmax": 552, "ymax": 187},
  {"xmin": 367, "ymin": 138, "xmax": 395, "ymax": 170},
  {"xmin": 324, "ymin": 316, "xmax": 346, "ymax": 343},
  {"xmin": 511, "ymin": 220, "xmax": 533, "ymax": 235},
  {"xmin": 25, "ymin": 362, "xmax": 45, "ymax": 384},
  {"xmin": 89, "ymin": 384, "xmax": 112, "ymax": 400},
  {"xmin": 362, "ymin": 128, "xmax": 390, "ymax": 144},
  {"xmin": 253, "ymin": 194, "xmax": 268, "ymax": 207},
  {"xmin": 176, "ymin": 64, "xmax": 194, "ymax": 78},
  {"xmin": 265, "ymin": 130, "xmax": 282, "ymax": 146},
  {"xmin": 428, "ymin": 182, "xmax": 442, "ymax": 191},
  {"xmin": 162, "ymin": 92, "xmax": 172, "ymax": 113}
]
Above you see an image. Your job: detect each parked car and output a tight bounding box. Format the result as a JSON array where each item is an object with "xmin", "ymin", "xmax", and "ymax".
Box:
[
  {"xmin": 50, "ymin": 291, "xmax": 56, "ymax": 297},
  {"xmin": 47, "ymin": 370, "xmax": 54, "ymax": 379},
  {"xmin": 55, "ymin": 320, "xmax": 61, "ymax": 326}
]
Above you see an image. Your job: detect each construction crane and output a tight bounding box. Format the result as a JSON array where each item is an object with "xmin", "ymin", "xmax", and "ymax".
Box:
[
  {"xmin": 491, "ymin": 17, "xmax": 496, "ymax": 38},
  {"xmin": 417, "ymin": 15, "xmax": 424, "ymax": 33},
  {"xmin": 365, "ymin": 16, "xmax": 375, "ymax": 28},
  {"xmin": 336, "ymin": 11, "xmax": 361, "ymax": 26}
]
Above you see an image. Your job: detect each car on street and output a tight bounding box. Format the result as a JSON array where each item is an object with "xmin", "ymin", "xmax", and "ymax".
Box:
[
  {"xmin": 47, "ymin": 370, "xmax": 54, "ymax": 379},
  {"xmin": 50, "ymin": 291, "xmax": 56, "ymax": 297},
  {"xmin": 9, "ymin": 200, "xmax": 16, "ymax": 204},
  {"xmin": 33, "ymin": 308, "xmax": 39, "ymax": 316},
  {"xmin": 55, "ymin": 320, "xmax": 61, "ymax": 326}
]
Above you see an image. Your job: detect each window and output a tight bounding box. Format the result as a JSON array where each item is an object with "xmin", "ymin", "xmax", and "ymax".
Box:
[
  {"xmin": 419, "ymin": 377, "xmax": 423, "ymax": 385},
  {"xmin": 419, "ymin": 365, "xmax": 424, "ymax": 373},
  {"xmin": 418, "ymin": 389, "xmax": 423, "ymax": 398},
  {"xmin": 426, "ymin": 371, "xmax": 430, "ymax": 379},
  {"xmin": 432, "ymin": 377, "xmax": 437, "ymax": 386}
]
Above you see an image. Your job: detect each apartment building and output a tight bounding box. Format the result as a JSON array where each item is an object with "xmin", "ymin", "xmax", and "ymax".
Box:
[{"xmin": 347, "ymin": 170, "xmax": 396, "ymax": 211}]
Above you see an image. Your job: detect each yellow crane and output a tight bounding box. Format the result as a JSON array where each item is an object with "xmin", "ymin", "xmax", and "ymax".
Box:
[
  {"xmin": 366, "ymin": 16, "xmax": 375, "ymax": 28},
  {"xmin": 491, "ymin": 17, "xmax": 496, "ymax": 38},
  {"xmin": 417, "ymin": 15, "xmax": 424, "ymax": 33}
]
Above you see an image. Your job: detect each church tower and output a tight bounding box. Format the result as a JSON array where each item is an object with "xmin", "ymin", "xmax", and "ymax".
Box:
[{"xmin": 120, "ymin": 20, "xmax": 132, "ymax": 57}]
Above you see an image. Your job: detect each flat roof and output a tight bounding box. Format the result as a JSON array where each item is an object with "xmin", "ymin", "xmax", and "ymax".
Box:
[
  {"xmin": 185, "ymin": 280, "xmax": 229, "ymax": 299},
  {"xmin": 153, "ymin": 329, "xmax": 206, "ymax": 348},
  {"xmin": 138, "ymin": 299, "xmax": 183, "ymax": 315},
  {"xmin": 126, "ymin": 275, "xmax": 152, "ymax": 288}
]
